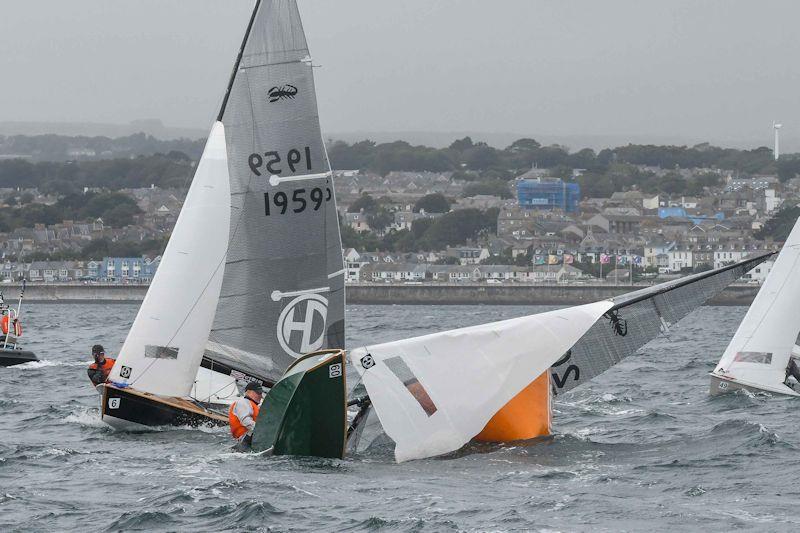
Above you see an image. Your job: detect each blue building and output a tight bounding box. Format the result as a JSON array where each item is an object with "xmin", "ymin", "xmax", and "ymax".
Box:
[
  {"xmin": 101, "ymin": 256, "xmax": 160, "ymax": 282},
  {"xmin": 658, "ymin": 207, "xmax": 724, "ymax": 225},
  {"xmin": 516, "ymin": 177, "xmax": 580, "ymax": 213}
]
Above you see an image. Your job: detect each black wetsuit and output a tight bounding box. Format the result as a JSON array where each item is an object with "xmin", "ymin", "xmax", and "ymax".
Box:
[{"xmin": 786, "ymin": 358, "xmax": 800, "ymax": 382}]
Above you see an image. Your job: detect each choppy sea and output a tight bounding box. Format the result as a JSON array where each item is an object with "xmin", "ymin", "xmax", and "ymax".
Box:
[{"xmin": 1, "ymin": 303, "xmax": 798, "ymax": 532}]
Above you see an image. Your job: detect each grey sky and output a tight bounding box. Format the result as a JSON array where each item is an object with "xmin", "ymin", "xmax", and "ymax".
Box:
[{"xmin": 2, "ymin": 1, "xmax": 799, "ymax": 150}]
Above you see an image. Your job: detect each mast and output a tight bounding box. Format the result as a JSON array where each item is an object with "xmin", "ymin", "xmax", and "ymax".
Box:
[{"xmin": 218, "ymin": 0, "xmax": 262, "ymax": 121}]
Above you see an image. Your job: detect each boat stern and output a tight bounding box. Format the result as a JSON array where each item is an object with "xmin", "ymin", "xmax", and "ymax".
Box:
[{"xmin": 99, "ymin": 383, "xmax": 228, "ymax": 430}]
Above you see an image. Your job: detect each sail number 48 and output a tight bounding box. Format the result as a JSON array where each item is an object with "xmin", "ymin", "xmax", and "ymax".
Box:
[
  {"xmin": 249, "ymin": 147, "xmax": 312, "ymax": 176},
  {"xmin": 264, "ymin": 187, "xmax": 332, "ymax": 215}
]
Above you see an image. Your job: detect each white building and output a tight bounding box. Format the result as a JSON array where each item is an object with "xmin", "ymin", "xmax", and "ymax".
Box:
[
  {"xmin": 667, "ymin": 248, "xmax": 693, "ymax": 272},
  {"xmin": 714, "ymin": 248, "xmax": 748, "ymax": 269},
  {"xmin": 746, "ymin": 258, "xmax": 774, "ymax": 283}
]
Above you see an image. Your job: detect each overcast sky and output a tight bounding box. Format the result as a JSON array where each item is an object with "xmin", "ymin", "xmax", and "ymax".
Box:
[{"xmin": 2, "ymin": 1, "xmax": 799, "ymax": 150}]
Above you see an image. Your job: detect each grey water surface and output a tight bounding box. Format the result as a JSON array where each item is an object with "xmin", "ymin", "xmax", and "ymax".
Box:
[{"xmin": 1, "ymin": 304, "xmax": 797, "ymax": 532}]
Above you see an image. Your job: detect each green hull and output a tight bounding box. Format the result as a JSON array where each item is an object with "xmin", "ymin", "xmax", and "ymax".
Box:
[{"xmin": 251, "ymin": 350, "xmax": 347, "ymax": 459}]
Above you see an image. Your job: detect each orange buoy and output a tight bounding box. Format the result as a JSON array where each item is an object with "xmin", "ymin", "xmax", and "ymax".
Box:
[{"xmin": 474, "ymin": 371, "xmax": 551, "ymax": 442}]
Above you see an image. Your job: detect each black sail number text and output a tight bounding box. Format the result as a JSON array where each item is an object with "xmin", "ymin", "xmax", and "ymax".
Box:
[
  {"xmin": 249, "ymin": 147, "xmax": 313, "ymax": 176},
  {"xmin": 264, "ymin": 187, "xmax": 332, "ymax": 216},
  {"xmin": 551, "ymin": 350, "xmax": 581, "ymax": 389}
]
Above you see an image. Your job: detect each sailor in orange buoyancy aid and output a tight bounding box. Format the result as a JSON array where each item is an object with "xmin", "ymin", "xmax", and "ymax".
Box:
[
  {"xmin": 0, "ymin": 309, "xmax": 22, "ymax": 342},
  {"xmin": 229, "ymin": 381, "xmax": 264, "ymax": 447},
  {"xmin": 87, "ymin": 344, "xmax": 116, "ymax": 387}
]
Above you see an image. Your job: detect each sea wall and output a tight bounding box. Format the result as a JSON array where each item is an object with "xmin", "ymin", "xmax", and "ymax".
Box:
[
  {"xmin": 345, "ymin": 283, "xmax": 759, "ymax": 306},
  {"xmin": 3, "ymin": 282, "xmax": 759, "ymax": 305},
  {"xmin": 3, "ymin": 283, "xmax": 148, "ymax": 302}
]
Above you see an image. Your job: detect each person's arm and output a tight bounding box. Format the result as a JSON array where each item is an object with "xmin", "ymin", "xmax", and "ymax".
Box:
[
  {"xmin": 87, "ymin": 366, "xmax": 102, "ymax": 385},
  {"xmin": 233, "ymin": 399, "xmax": 256, "ymax": 432}
]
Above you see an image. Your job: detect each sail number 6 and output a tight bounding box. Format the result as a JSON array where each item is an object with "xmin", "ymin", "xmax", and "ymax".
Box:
[
  {"xmin": 249, "ymin": 147, "xmax": 312, "ymax": 176},
  {"xmin": 264, "ymin": 187, "xmax": 332, "ymax": 215}
]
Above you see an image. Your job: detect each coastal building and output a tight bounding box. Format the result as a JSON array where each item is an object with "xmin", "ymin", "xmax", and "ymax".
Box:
[
  {"xmin": 102, "ymin": 256, "xmax": 160, "ymax": 282},
  {"xmin": 365, "ymin": 263, "xmax": 427, "ymax": 283},
  {"xmin": 516, "ymin": 176, "xmax": 580, "ymax": 213},
  {"xmin": 445, "ymin": 246, "xmax": 490, "ymax": 265},
  {"xmin": 667, "ymin": 247, "xmax": 693, "ymax": 272}
]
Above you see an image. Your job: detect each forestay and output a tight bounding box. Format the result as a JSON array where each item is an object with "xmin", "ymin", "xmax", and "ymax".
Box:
[
  {"xmin": 556, "ymin": 253, "xmax": 773, "ymax": 394},
  {"xmin": 109, "ymin": 123, "xmax": 231, "ymax": 397},
  {"xmin": 206, "ymin": 0, "xmax": 345, "ymax": 383},
  {"xmin": 351, "ymin": 301, "xmax": 614, "ymax": 462},
  {"xmin": 713, "ymin": 219, "xmax": 800, "ymax": 396}
]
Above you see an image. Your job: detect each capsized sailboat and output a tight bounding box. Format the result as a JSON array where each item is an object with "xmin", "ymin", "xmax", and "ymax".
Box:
[
  {"xmin": 0, "ymin": 281, "xmax": 36, "ymax": 367},
  {"xmin": 710, "ymin": 217, "xmax": 800, "ymax": 397},
  {"xmin": 100, "ymin": 0, "xmax": 345, "ymax": 430},
  {"xmin": 251, "ymin": 254, "xmax": 770, "ymax": 462}
]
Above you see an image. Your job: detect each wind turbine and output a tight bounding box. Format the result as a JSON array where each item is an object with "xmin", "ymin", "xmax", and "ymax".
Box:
[{"xmin": 773, "ymin": 121, "xmax": 782, "ymax": 160}]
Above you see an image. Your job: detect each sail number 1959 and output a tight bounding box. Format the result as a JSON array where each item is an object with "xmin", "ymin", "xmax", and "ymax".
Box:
[
  {"xmin": 264, "ymin": 187, "xmax": 332, "ymax": 216},
  {"xmin": 249, "ymin": 147, "xmax": 312, "ymax": 176}
]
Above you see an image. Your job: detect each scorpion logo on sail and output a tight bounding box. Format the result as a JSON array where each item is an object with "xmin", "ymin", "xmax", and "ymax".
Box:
[
  {"xmin": 604, "ymin": 310, "xmax": 628, "ymax": 337},
  {"xmin": 268, "ymin": 85, "xmax": 298, "ymax": 102}
]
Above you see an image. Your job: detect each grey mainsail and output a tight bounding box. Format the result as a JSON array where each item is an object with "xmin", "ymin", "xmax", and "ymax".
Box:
[
  {"xmin": 551, "ymin": 253, "xmax": 773, "ymax": 394},
  {"xmin": 207, "ymin": 0, "xmax": 345, "ymax": 383}
]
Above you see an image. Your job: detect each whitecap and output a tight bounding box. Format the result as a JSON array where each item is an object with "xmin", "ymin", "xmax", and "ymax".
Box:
[
  {"xmin": 64, "ymin": 409, "xmax": 106, "ymax": 428},
  {"xmin": 11, "ymin": 360, "xmax": 88, "ymax": 370}
]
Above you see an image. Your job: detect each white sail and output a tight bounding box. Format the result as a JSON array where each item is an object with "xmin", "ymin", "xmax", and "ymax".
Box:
[
  {"xmin": 351, "ymin": 301, "xmax": 613, "ymax": 462},
  {"xmin": 712, "ymin": 217, "xmax": 800, "ymax": 396},
  {"xmin": 109, "ymin": 122, "xmax": 231, "ymax": 397}
]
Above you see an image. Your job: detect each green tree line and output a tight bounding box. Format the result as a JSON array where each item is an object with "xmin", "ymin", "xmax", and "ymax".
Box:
[
  {"xmin": 0, "ymin": 152, "xmax": 194, "ymax": 194},
  {"xmin": 0, "ymin": 191, "xmax": 142, "ymax": 231},
  {"xmin": 0, "ymin": 132, "xmax": 204, "ymax": 162},
  {"xmin": 328, "ymin": 137, "xmax": 798, "ymax": 180}
]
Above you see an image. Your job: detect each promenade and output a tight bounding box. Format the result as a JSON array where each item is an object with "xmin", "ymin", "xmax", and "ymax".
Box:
[{"xmin": 2, "ymin": 282, "xmax": 760, "ymax": 305}]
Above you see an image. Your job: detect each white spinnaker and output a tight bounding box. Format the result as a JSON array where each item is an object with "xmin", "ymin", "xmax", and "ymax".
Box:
[
  {"xmin": 109, "ymin": 122, "xmax": 231, "ymax": 397},
  {"xmin": 352, "ymin": 300, "xmax": 614, "ymax": 462},
  {"xmin": 713, "ymin": 217, "xmax": 800, "ymax": 396}
]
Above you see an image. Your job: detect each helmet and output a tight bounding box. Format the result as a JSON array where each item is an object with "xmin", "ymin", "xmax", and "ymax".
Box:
[{"xmin": 244, "ymin": 381, "xmax": 263, "ymax": 395}]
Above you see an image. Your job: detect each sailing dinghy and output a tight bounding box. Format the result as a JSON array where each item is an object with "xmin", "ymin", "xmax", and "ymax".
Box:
[
  {"xmin": 100, "ymin": 0, "xmax": 345, "ymax": 430},
  {"xmin": 250, "ymin": 254, "xmax": 770, "ymax": 461},
  {"xmin": 710, "ymin": 216, "xmax": 800, "ymax": 397}
]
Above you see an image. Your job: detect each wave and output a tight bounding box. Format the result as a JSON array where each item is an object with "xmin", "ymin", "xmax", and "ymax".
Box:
[
  {"xmin": 64, "ymin": 409, "xmax": 106, "ymax": 428},
  {"xmin": 707, "ymin": 419, "xmax": 788, "ymax": 449},
  {"xmin": 9, "ymin": 360, "xmax": 88, "ymax": 370},
  {"xmin": 104, "ymin": 511, "xmax": 177, "ymax": 531},
  {"xmin": 189, "ymin": 500, "xmax": 285, "ymax": 528}
]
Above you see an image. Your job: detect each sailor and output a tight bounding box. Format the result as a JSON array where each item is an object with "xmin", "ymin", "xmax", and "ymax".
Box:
[
  {"xmin": 229, "ymin": 381, "xmax": 263, "ymax": 448},
  {"xmin": 0, "ymin": 308, "xmax": 20, "ymax": 343},
  {"xmin": 87, "ymin": 344, "xmax": 116, "ymax": 386},
  {"xmin": 786, "ymin": 357, "xmax": 800, "ymax": 383}
]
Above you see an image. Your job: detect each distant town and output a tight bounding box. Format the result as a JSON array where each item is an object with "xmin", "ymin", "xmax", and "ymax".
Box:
[{"xmin": 0, "ymin": 132, "xmax": 798, "ymax": 286}]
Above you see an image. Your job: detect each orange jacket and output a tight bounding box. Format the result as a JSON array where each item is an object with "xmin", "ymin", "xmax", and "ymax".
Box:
[
  {"xmin": 87, "ymin": 358, "xmax": 116, "ymax": 386},
  {"xmin": 0, "ymin": 315, "xmax": 20, "ymax": 336},
  {"xmin": 229, "ymin": 397, "xmax": 260, "ymax": 439}
]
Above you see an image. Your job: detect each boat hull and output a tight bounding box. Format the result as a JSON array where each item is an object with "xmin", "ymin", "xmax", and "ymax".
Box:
[
  {"xmin": 709, "ymin": 373, "xmax": 800, "ymax": 397},
  {"xmin": 251, "ymin": 350, "xmax": 347, "ymax": 458},
  {"xmin": 100, "ymin": 384, "xmax": 228, "ymax": 430},
  {"xmin": 475, "ymin": 371, "xmax": 552, "ymax": 442},
  {"xmin": 0, "ymin": 348, "xmax": 37, "ymax": 367}
]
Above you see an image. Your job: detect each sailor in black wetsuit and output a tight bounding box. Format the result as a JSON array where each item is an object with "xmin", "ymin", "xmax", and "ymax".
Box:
[{"xmin": 786, "ymin": 358, "xmax": 800, "ymax": 383}]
